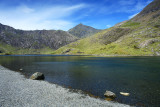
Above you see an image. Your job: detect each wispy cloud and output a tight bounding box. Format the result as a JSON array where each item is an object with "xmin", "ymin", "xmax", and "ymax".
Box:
[
  {"xmin": 128, "ymin": 0, "xmax": 153, "ymax": 19},
  {"xmin": 17, "ymin": 5, "xmax": 35, "ymax": 14},
  {"xmin": 0, "ymin": 4, "xmax": 86, "ymax": 30},
  {"xmin": 0, "ymin": 0, "xmax": 154, "ymax": 30},
  {"xmin": 106, "ymin": 24, "xmax": 111, "ymax": 28},
  {"xmin": 128, "ymin": 13, "xmax": 139, "ymax": 19},
  {"xmin": 94, "ymin": 0, "xmax": 153, "ymax": 15}
]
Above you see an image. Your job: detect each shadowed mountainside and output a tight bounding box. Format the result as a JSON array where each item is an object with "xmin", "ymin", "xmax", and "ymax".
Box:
[
  {"xmin": 0, "ymin": 23, "xmax": 78, "ymax": 54},
  {"xmin": 54, "ymin": 0, "xmax": 160, "ymax": 56}
]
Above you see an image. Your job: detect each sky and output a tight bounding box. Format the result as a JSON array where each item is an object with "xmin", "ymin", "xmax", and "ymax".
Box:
[{"xmin": 0, "ymin": 0, "xmax": 153, "ymax": 31}]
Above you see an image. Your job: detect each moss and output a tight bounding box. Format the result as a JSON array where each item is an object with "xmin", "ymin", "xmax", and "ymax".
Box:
[
  {"xmin": 0, "ymin": 43, "xmax": 54, "ymax": 55},
  {"xmin": 121, "ymin": 21, "xmax": 140, "ymax": 27}
]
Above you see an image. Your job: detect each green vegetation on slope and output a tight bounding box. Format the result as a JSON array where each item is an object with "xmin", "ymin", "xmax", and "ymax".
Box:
[
  {"xmin": 0, "ymin": 43, "xmax": 54, "ymax": 55},
  {"xmin": 54, "ymin": 25, "xmax": 159, "ymax": 56},
  {"xmin": 121, "ymin": 21, "xmax": 140, "ymax": 27},
  {"xmin": 54, "ymin": 24, "xmax": 160, "ymax": 56}
]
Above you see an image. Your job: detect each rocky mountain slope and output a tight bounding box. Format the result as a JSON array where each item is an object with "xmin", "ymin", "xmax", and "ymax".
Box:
[
  {"xmin": 131, "ymin": 0, "xmax": 160, "ymax": 23},
  {"xmin": 0, "ymin": 23, "xmax": 78, "ymax": 54},
  {"xmin": 54, "ymin": 0, "xmax": 160, "ymax": 56},
  {"xmin": 68, "ymin": 23, "xmax": 101, "ymax": 38}
]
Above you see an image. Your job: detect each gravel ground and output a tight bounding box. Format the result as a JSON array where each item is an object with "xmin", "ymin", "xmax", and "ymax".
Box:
[{"xmin": 0, "ymin": 65, "xmax": 130, "ymax": 107}]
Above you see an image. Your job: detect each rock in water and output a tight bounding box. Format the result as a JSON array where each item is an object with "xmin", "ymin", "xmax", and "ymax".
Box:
[
  {"xmin": 30, "ymin": 72, "xmax": 45, "ymax": 80},
  {"xmin": 120, "ymin": 92, "xmax": 130, "ymax": 96},
  {"xmin": 104, "ymin": 91, "xmax": 116, "ymax": 98}
]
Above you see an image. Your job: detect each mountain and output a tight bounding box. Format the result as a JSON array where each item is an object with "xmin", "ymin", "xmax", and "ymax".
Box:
[
  {"xmin": 0, "ymin": 23, "xmax": 78, "ymax": 54},
  {"xmin": 131, "ymin": 0, "xmax": 160, "ymax": 23},
  {"xmin": 54, "ymin": 0, "xmax": 160, "ymax": 56},
  {"xmin": 68, "ymin": 23, "xmax": 101, "ymax": 38}
]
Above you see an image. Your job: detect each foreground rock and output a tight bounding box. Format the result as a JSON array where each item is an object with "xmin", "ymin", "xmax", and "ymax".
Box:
[
  {"xmin": 0, "ymin": 66, "xmax": 130, "ymax": 107},
  {"xmin": 30, "ymin": 72, "xmax": 45, "ymax": 80},
  {"xmin": 104, "ymin": 91, "xmax": 116, "ymax": 98}
]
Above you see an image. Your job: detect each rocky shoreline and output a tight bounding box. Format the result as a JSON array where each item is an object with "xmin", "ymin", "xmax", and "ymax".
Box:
[{"xmin": 0, "ymin": 65, "xmax": 130, "ymax": 107}]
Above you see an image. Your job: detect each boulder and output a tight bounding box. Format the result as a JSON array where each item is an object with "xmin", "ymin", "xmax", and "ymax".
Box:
[
  {"xmin": 120, "ymin": 92, "xmax": 130, "ymax": 96},
  {"xmin": 104, "ymin": 91, "xmax": 116, "ymax": 98},
  {"xmin": 139, "ymin": 39, "xmax": 160, "ymax": 48},
  {"xmin": 5, "ymin": 53, "xmax": 11, "ymax": 55},
  {"xmin": 63, "ymin": 49, "xmax": 71, "ymax": 54},
  {"xmin": 30, "ymin": 72, "xmax": 45, "ymax": 80}
]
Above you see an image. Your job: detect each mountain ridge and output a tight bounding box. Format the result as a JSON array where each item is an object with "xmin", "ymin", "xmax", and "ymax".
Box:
[{"xmin": 0, "ymin": 23, "xmax": 78, "ymax": 54}]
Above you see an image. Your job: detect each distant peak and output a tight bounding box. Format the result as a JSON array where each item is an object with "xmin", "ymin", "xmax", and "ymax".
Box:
[
  {"xmin": 77, "ymin": 23, "xmax": 84, "ymax": 26},
  {"xmin": 68, "ymin": 23, "xmax": 101, "ymax": 38}
]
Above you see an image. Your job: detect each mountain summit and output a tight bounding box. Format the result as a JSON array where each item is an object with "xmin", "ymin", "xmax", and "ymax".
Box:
[{"xmin": 68, "ymin": 23, "xmax": 101, "ymax": 38}]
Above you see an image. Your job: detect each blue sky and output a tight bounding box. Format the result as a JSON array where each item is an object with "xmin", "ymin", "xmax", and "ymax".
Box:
[{"xmin": 0, "ymin": 0, "xmax": 153, "ymax": 30}]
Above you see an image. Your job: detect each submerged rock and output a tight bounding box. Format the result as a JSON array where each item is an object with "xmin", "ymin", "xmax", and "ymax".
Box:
[
  {"xmin": 104, "ymin": 91, "xmax": 116, "ymax": 98},
  {"xmin": 30, "ymin": 72, "xmax": 45, "ymax": 80},
  {"xmin": 120, "ymin": 92, "xmax": 130, "ymax": 96}
]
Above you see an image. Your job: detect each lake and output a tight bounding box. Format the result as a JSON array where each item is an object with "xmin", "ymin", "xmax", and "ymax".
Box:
[{"xmin": 0, "ymin": 55, "xmax": 160, "ymax": 107}]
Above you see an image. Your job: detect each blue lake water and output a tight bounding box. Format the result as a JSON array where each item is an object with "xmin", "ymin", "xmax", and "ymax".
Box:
[{"xmin": 0, "ymin": 55, "xmax": 160, "ymax": 107}]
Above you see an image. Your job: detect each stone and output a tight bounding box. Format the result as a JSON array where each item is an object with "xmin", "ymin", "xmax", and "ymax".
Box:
[
  {"xmin": 120, "ymin": 92, "xmax": 130, "ymax": 96},
  {"xmin": 62, "ymin": 49, "xmax": 71, "ymax": 54},
  {"xmin": 30, "ymin": 72, "xmax": 45, "ymax": 80},
  {"xmin": 5, "ymin": 53, "xmax": 11, "ymax": 55},
  {"xmin": 139, "ymin": 39, "xmax": 160, "ymax": 48},
  {"xmin": 104, "ymin": 91, "xmax": 116, "ymax": 98}
]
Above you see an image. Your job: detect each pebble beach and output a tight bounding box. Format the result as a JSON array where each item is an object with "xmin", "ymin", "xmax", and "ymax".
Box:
[{"xmin": 0, "ymin": 65, "xmax": 130, "ymax": 107}]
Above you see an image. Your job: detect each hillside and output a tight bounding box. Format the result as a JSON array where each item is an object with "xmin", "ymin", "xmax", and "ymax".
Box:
[
  {"xmin": 0, "ymin": 23, "xmax": 78, "ymax": 54},
  {"xmin": 54, "ymin": 0, "xmax": 160, "ymax": 56},
  {"xmin": 68, "ymin": 23, "xmax": 101, "ymax": 38},
  {"xmin": 131, "ymin": 0, "xmax": 160, "ymax": 23}
]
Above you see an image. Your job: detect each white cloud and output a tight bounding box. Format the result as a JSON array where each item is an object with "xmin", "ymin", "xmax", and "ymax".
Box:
[
  {"xmin": 17, "ymin": 5, "xmax": 35, "ymax": 14},
  {"xmin": 128, "ymin": 13, "xmax": 139, "ymax": 19},
  {"xmin": 0, "ymin": 4, "xmax": 86, "ymax": 31},
  {"xmin": 106, "ymin": 24, "xmax": 111, "ymax": 28}
]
